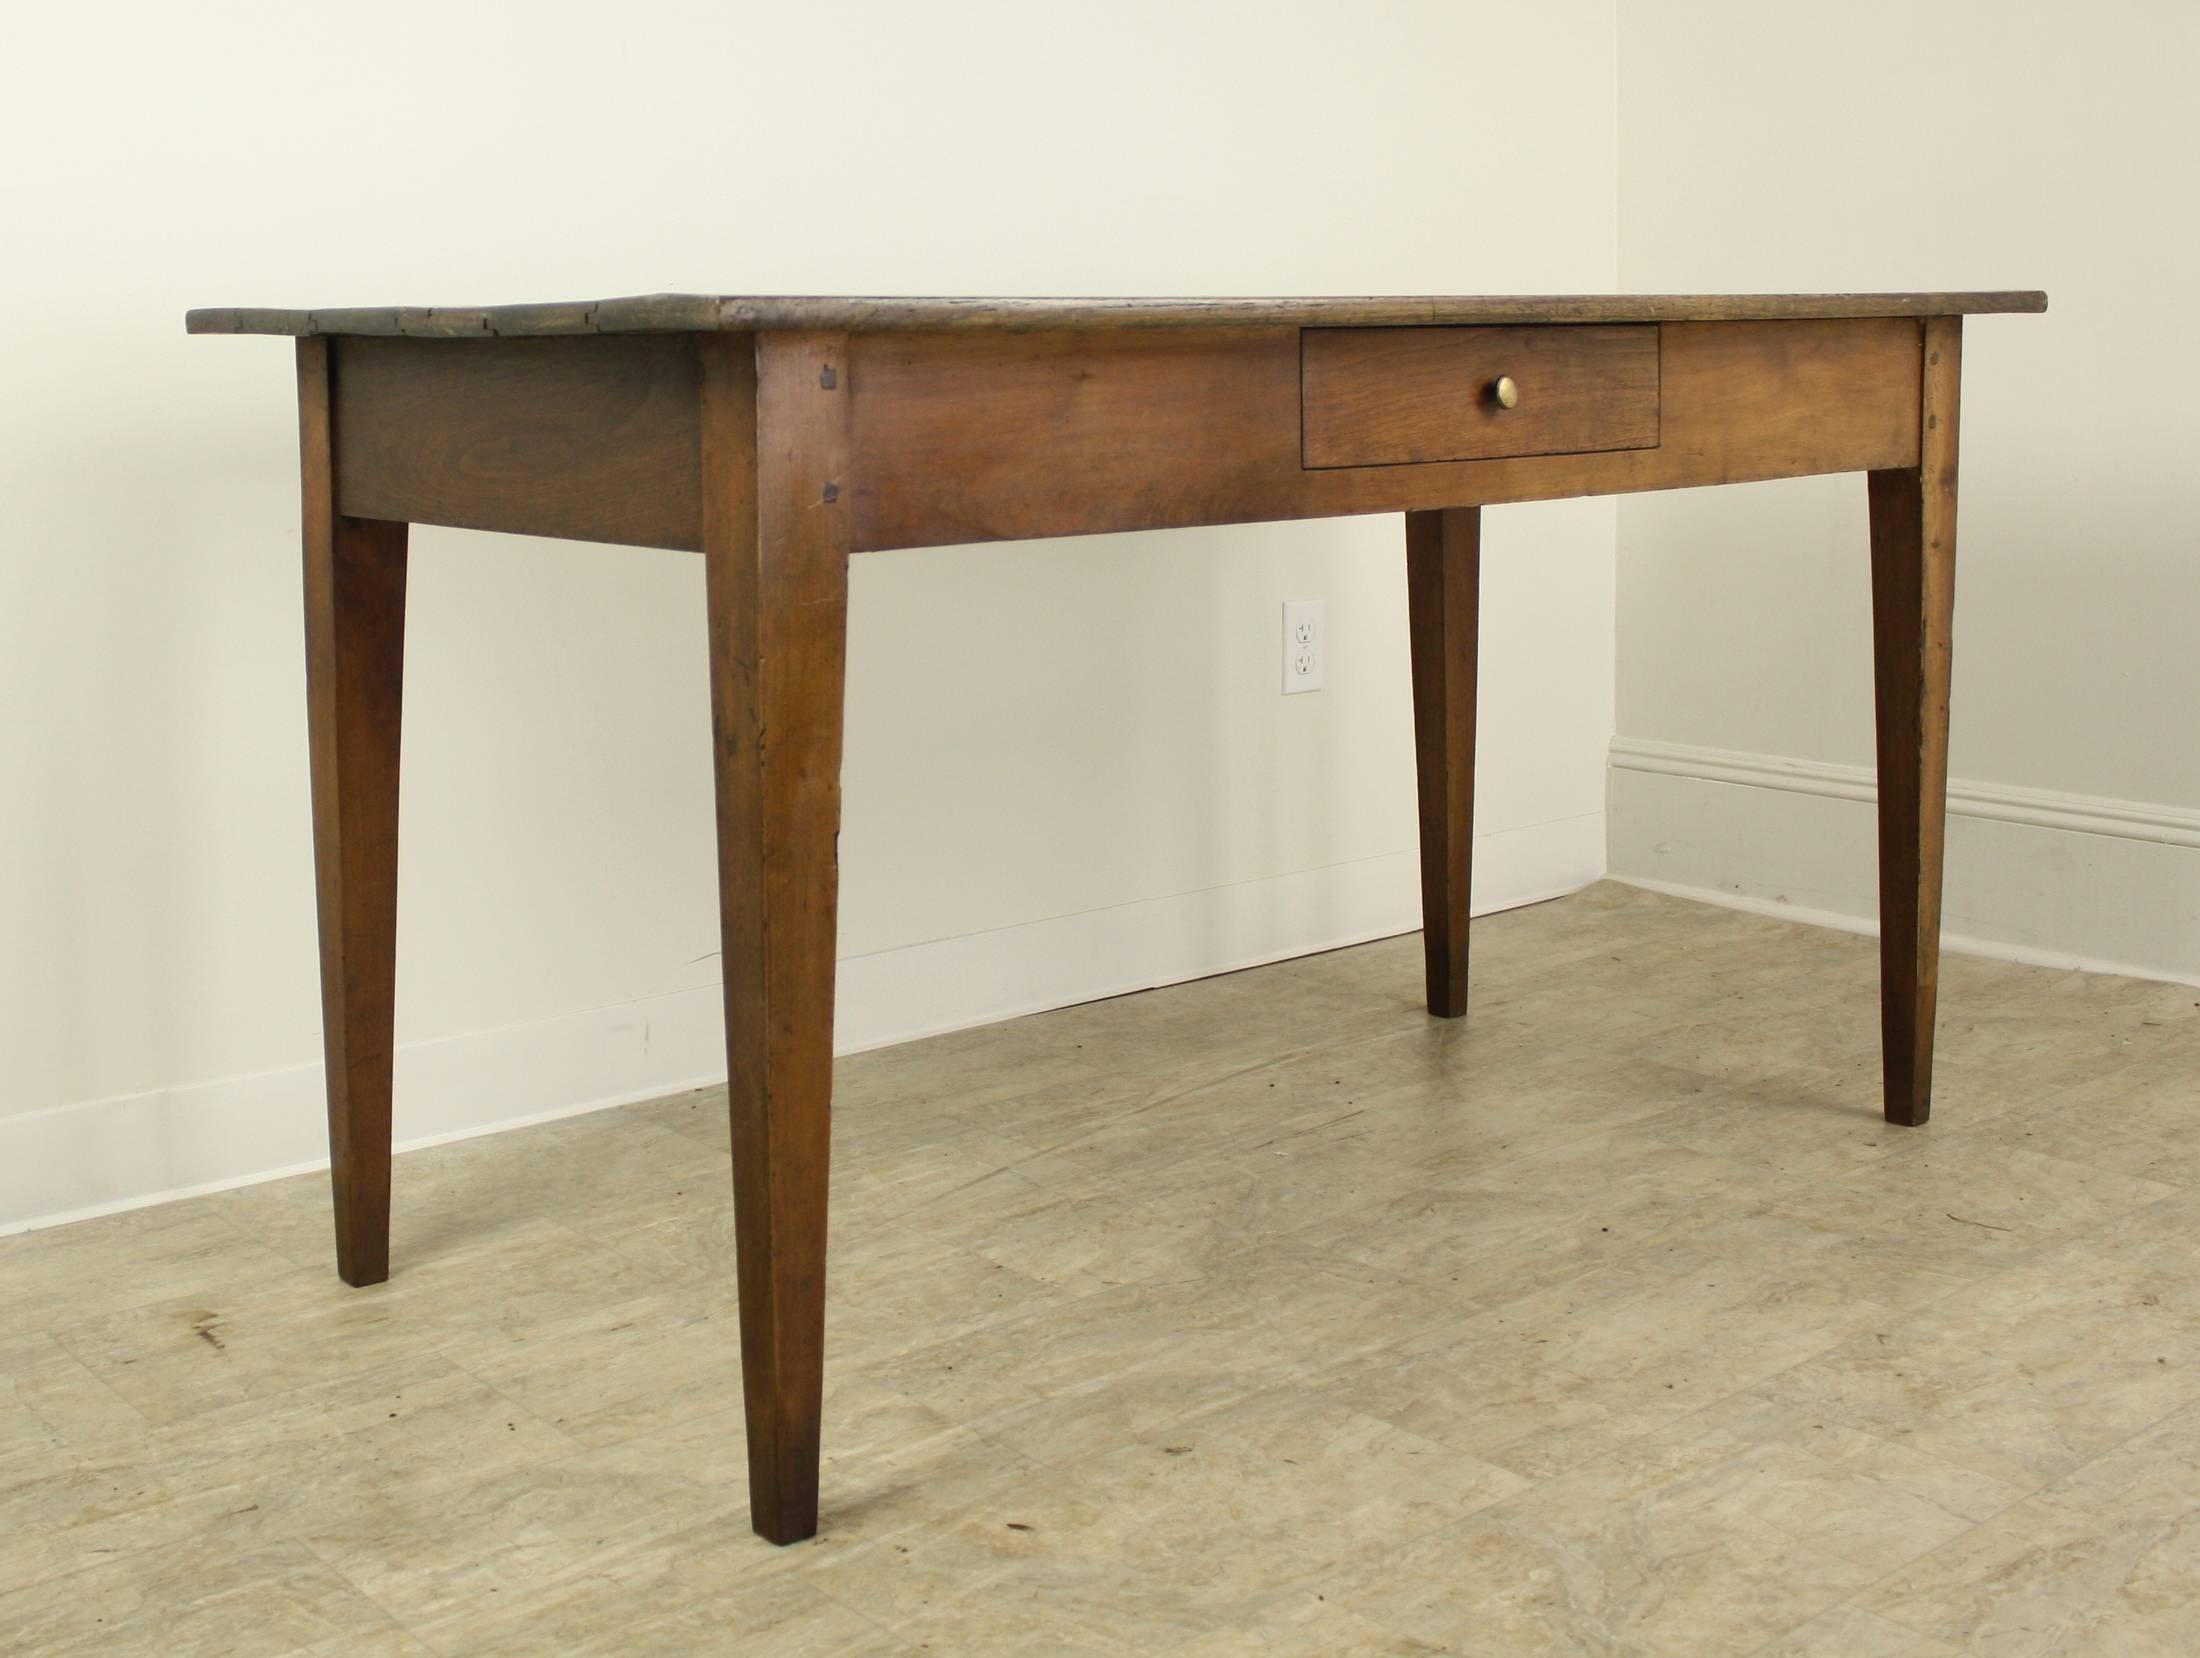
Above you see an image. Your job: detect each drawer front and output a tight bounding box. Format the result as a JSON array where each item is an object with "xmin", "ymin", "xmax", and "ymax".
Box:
[{"xmin": 1301, "ymin": 324, "xmax": 1660, "ymax": 468}]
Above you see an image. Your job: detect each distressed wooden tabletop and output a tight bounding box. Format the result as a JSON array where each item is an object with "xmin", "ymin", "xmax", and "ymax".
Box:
[{"xmin": 186, "ymin": 291, "xmax": 2048, "ymax": 338}]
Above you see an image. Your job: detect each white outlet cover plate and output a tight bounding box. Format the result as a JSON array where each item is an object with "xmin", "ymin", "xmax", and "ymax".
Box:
[{"xmin": 1282, "ymin": 599, "xmax": 1324, "ymax": 694}]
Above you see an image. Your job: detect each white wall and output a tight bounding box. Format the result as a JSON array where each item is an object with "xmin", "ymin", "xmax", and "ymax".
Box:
[
  {"xmin": 1610, "ymin": 0, "xmax": 2200, "ymax": 981},
  {"xmin": 0, "ymin": 1, "xmax": 1620, "ymax": 1229}
]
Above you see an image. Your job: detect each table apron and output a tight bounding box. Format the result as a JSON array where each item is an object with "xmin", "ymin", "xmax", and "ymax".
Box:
[{"xmin": 327, "ymin": 317, "xmax": 1924, "ymax": 553}]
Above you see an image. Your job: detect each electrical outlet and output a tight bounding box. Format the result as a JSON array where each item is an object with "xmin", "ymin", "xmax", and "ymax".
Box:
[{"xmin": 1282, "ymin": 599, "xmax": 1324, "ymax": 694}]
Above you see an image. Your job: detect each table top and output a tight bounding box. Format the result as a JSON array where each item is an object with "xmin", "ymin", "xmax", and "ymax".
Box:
[{"xmin": 186, "ymin": 291, "xmax": 2047, "ymax": 339}]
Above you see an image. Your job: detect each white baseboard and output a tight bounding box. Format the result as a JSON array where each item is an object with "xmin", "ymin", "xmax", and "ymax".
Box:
[
  {"xmin": 2, "ymin": 810, "xmax": 1603, "ymax": 1235},
  {"xmin": 1609, "ymin": 736, "xmax": 2200, "ymax": 986}
]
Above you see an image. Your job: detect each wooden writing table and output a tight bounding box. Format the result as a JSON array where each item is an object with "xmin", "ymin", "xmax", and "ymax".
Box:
[{"xmin": 190, "ymin": 290, "xmax": 2046, "ymax": 1543}]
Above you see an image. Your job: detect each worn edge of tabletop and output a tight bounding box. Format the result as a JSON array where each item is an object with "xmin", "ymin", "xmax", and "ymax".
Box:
[{"xmin": 185, "ymin": 291, "xmax": 2048, "ymax": 338}]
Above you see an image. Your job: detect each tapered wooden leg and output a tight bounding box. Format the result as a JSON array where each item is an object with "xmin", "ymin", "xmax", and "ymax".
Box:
[
  {"xmin": 700, "ymin": 332, "xmax": 851, "ymax": 1545},
  {"xmin": 1868, "ymin": 317, "xmax": 1962, "ymax": 1127},
  {"xmin": 298, "ymin": 338, "xmax": 409, "ymax": 1286},
  {"xmin": 1406, "ymin": 507, "xmax": 1482, "ymax": 1018}
]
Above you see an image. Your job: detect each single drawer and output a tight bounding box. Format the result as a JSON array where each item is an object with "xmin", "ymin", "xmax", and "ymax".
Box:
[{"xmin": 1301, "ymin": 324, "xmax": 1660, "ymax": 468}]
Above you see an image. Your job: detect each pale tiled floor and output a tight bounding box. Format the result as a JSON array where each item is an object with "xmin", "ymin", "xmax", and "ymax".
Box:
[{"xmin": 6, "ymin": 882, "xmax": 2200, "ymax": 1655}]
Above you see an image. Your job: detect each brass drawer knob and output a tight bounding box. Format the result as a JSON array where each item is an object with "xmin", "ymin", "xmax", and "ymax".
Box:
[{"xmin": 1492, "ymin": 375, "xmax": 1520, "ymax": 410}]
